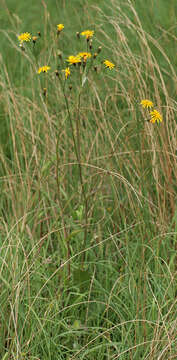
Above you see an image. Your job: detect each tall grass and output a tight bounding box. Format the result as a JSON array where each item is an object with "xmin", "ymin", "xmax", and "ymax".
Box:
[{"xmin": 0, "ymin": 0, "xmax": 176, "ymax": 359}]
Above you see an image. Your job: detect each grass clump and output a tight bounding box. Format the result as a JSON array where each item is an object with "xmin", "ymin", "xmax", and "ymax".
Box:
[{"xmin": 0, "ymin": 0, "xmax": 176, "ymax": 359}]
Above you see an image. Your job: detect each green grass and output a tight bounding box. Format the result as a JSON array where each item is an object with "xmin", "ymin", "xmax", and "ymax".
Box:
[{"xmin": 0, "ymin": 0, "xmax": 177, "ymax": 359}]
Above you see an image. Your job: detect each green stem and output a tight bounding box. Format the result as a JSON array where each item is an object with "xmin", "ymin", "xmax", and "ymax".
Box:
[
  {"xmin": 60, "ymin": 77, "xmax": 88, "ymax": 269},
  {"xmin": 75, "ymin": 90, "xmax": 88, "ymax": 268}
]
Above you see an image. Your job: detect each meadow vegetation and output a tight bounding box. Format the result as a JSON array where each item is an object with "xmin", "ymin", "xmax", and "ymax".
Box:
[{"xmin": 0, "ymin": 0, "xmax": 176, "ymax": 359}]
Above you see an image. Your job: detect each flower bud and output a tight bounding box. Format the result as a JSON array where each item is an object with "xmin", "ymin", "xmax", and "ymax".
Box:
[
  {"xmin": 32, "ymin": 36, "xmax": 38, "ymax": 44},
  {"xmin": 43, "ymin": 88, "xmax": 47, "ymax": 96},
  {"xmin": 57, "ymin": 51, "xmax": 62, "ymax": 59},
  {"xmin": 89, "ymin": 40, "xmax": 92, "ymax": 49}
]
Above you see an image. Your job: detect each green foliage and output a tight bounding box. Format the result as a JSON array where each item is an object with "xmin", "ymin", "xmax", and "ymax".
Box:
[{"xmin": 0, "ymin": 0, "xmax": 176, "ymax": 359}]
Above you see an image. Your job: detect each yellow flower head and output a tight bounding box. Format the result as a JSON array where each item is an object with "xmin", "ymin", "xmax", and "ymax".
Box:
[
  {"xmin": 57, "ymin": 24, "xmax": 64, "ymax": 32},
  {"xmin": 150, "ymin": 109, "xmax": 162, "ymax": 123},
  {"xmin": 62, "ymin": 67, "xmax": 70, "ymax": 79},
  {"xmin": 38, "ymin": 66, "xmax": 51, "ymax": 74},
  {"xmin": 81, "ymin": 30, "xmax": 94, "ymax": 40},
  {"xmin": 18, "ymin": 32, "xmax": 31, "ymax": 44},
  {"xmin": 78, "ymin": 52, "xmax": 92, "ymax": 61},
  {"xmin": 103, "ymin": 60, "xmax": 115, "ymax": 70},
  {"xmin": 140, "ymin": 99, "xmax": 154, "ymax": 109},
  {"xmin": 67, "ymin": 55, "xmax": 81, "ymax": 65}
]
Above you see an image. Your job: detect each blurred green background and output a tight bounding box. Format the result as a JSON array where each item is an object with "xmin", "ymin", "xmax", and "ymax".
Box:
[{"xmin": 1, "ymin": 0, "xmax": 176, "ymax": 79}]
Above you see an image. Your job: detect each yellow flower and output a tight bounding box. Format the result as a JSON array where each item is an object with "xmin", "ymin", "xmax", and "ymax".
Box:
[
  {"xmin": 38, "ymin": 66, "xmax": 51, "ymax": 74},
  {"xmin": 81, "ymin": 30, "xmax": 94, "ymax": 40},
  {"xmin": 57, "ymin": 24, "xmax": 64, "ymax": 32},
  {"xmin": 67, "ymin": 55, "xmax": 81, "ymax": 65},
  {"xmin": 140, "ymin": 99, "xmax": 154, "ymax": 109},
  {"xmin": 77, "ymin": 52, "xmax": 92, "ymax": 60},
  {"xmin": 18, "ymin": 32, "xmax": 31, "ymax": 44},
  {"xmin": 62, "ymin": 67, "xmax": 70, "ymax": 79},
  {"xmin": 103, "ymin": 60, "xmax": 115, "ymax": 70},
  {"xmin": 150, "ymin": 110, "xmax": 162, "ymax": 123}
]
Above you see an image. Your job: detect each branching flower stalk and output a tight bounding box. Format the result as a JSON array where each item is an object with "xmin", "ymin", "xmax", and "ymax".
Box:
[
  {"xmin": 37, "ymin": 26, "xmax": 116, "ymax": 271},
  {"xmin": 55, "ymin": 76, "xmax": 74, "ymax": 278},
  {"xmin": 63, "ymin": 80, "xmax": 88, "ymax": 268},
  {"xmin": 75, "ymin": 87, "xmax": 89, "ymax": 268},
  {"xmin": 38, "ymin": 67, "xmax": 69, "ymax": 274}
]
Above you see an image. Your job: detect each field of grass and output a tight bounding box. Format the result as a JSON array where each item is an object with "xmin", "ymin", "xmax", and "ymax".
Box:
[{"xmin": 0, "ymin": 0, "xmax": 176, "ymax": 359}]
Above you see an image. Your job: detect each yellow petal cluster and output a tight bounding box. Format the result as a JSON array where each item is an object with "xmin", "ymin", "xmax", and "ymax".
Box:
[
  {"xmin": 62, "ymin": 67, "xmax": 70, "ymax": 79},
  {"xmin": 140, "ymin": 99, "xmax": 154, "ymax": 109},
  {"xmin": 18, "ymin": 32, "xmax": 31, "ymax": 43},
  {"xmin": 78, "ymin": 52, "xmax": 92, "ymax": 60},
  {"xmin": 57, "ymin": 24, "xmax": 64, "ymax": 32},
  {"xmin": 103, "ymin": 60, "xmax": 115, "ymax": 70},
  {"xmin": 81, "ymin": 30, "xmax": 94, "ymax": 40},
  {"xmin": 38, "ymin": 66, "xmax": 51, "ymax": 74},
  {"xmin": 150, "ymin": 110, "xmax": 162, "ymax": 123},
  {"xmin": 67, "ymin": 55, "xmax": 81, "ymax": 65},
  {"xmin": 140, "ymin": 99, "xmax": 162, "ymax": 123}
]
